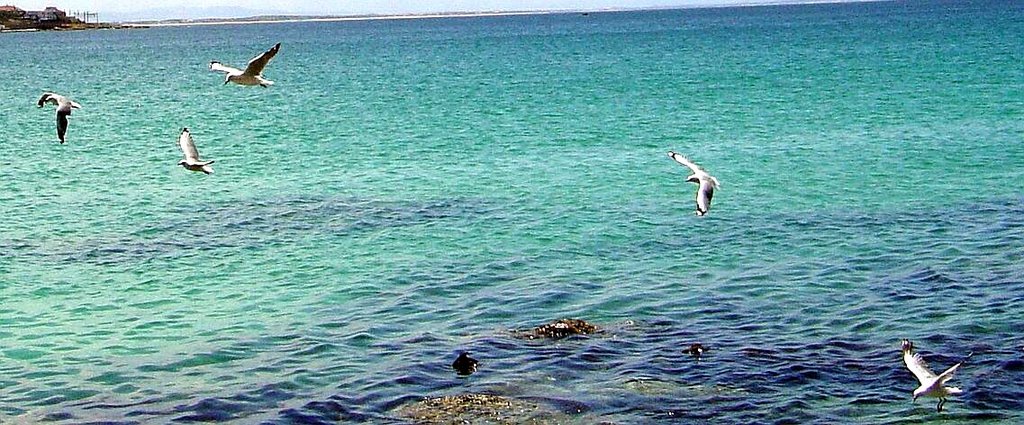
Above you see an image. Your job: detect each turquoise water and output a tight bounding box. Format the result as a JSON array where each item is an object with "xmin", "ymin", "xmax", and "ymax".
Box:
[{"xmin": 2, "ymin": 0, "xmax": 1023, "ymax": 423}]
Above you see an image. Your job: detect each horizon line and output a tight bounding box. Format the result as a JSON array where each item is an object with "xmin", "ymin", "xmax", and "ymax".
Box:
[{"xmin": 120, "ymin": 0, "xmax": 888, "ymax": 26}]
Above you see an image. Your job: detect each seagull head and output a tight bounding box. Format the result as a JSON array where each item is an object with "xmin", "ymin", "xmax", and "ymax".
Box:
[{"xmin": 177, "ymin": 160, "xmax": 188, "ymax": 167}]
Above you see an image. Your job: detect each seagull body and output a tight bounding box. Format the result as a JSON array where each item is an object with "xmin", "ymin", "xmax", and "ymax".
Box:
[
  {"xmin": 210, "ymin": 43, "xmax": 281, "ymax": 87},
  {"xmin": 667, "ymin": 151, "xmax": 720, "ymax": 216},
  {"xmin": 177, "ymin": 128, "xmax": 214, "ymax": 174},
  {"xmin": 37, "ymin": 92, "xmax": 81, "ymax": 144},
  {"xmin": 901, "ymin": 339, "xmax": 971, "ymax": 412}
]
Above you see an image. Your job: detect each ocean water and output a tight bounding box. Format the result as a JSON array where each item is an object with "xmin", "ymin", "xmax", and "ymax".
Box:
[{"xmin": 2, "ymin": 0, "xmax": 1023, "ymax": 423}]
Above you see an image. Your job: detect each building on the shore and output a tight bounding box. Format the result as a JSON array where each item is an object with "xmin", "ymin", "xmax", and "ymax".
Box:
[
  {"xmin": 24, "ymin": 6, "xmax": 66, "ymax": 22},
  {"xmin": 0, "ymin": 5, "xmax": 25, "ymax": 17},
  {"xmin": 0, "ymin": 5, "xmax": 89, "ymax": 30}
]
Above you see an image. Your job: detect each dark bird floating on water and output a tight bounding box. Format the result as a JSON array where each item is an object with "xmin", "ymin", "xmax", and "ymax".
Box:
[
  {"xmin": 452, "ymin": 352, "xmax": 478, "ymax": 375},
  {"xmin": 37, "ymin": 92, "xmax": 81, "ymax": 144},
  {"xmin": 210, "ymin": 42, "xmax": 281, "ymax": 87},
  {"xmin": 686, "ymin": 343, "xmax": 706, "ymax": 360}
]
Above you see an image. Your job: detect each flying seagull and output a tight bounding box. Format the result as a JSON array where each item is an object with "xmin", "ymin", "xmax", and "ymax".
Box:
[
  {"xmin": 667, "ymin": 151, "xmax": 720, "ymax": 216},
  {"xmin": 902, "ymin": 339, "xmax": 972, "ymax": 412},
  {"xmin": 210, "ymin": 42, "xmax": 281, "ymax": 87},
  {"xmin": 177, "ymin": 128, "xmax": 215, "ymax": 175},
  {"xmin": 37, "ymin": 92, "xmax": 81, "ymax": 144}
]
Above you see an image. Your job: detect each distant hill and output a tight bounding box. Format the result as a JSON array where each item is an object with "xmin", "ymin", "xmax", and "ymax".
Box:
[{"xmin": 105, "ymin": 6, "xmax": 286, "ymax": 23}]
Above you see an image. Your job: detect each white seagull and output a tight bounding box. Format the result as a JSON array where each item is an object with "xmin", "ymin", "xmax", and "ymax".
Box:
[
  {"xmin": 177, "ymin": 128, "xmax": 215, "ymax": 175},
  {"xmin": 667, "ymin": 151, "xmax": 721, "ymax": 216},
  {"xmin": 901, "ymin": 339, "xmax": 972, "ymax": 412},
  {"xmin": 37, "ymin": 92, "xmax": 81, "ymax": 144},
  {"xmin": 210, "ymin": 42, "xmax": 281, "ymax": 87}
]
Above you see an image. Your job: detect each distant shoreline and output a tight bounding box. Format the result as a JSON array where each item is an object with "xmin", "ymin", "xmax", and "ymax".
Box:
[
  {"xmin": 122, "ymin": 10, "xmax": 564, "ymax": 28},
  {"xmin": 122, "ymin": 0, "xmax": 887, "ymax": 28},
  {"xmin": 0, "ymin": 23, "xmax": 129, "ymax": 33}
]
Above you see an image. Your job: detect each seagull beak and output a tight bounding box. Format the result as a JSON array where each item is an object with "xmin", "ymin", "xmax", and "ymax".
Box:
[{"xmin": 912, "ymin": 395, "xmax": 918, "ymax": 403}]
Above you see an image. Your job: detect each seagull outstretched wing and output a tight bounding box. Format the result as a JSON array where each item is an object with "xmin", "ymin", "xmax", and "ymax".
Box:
[
  {"xmin": 243, "ymin": 42, "xmax": 280, "ymax": 76},
  {"xmin": 904, "ymin": 350, "xmax": 937, "ymax": 385},
  {"xmin": 37, "ymin": 92, "xmax": 56, "ymax": 107},
  {"xmin": 179, "ymin": 128, "xmax": 201, "ymax": 163},
  {"xmin": 668, "ymin": 151, "xmax": 704, "ymax": 175},
  {"xmin": 38, "ymin": 92, "xmax": 78, "ymax": 110},
  {"xmin": 210, "ymin": 61, "xmax": 242, "ymax": 75},
  {"xmin": 937, "ymin": 352, "xmax": 972, "ymax": 384}
]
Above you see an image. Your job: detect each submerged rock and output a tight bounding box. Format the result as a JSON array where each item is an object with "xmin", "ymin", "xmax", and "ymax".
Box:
[
  {"xmin": 623, "ymin": 377, "xmax": 678, "ymax": 395},
  {"xmin": 514, "ymin": 319, "xmax": 599, "ymax": 340},
  {"xmin": 397, "ymin": 393, "xmax": 565, "ymax": 424}
]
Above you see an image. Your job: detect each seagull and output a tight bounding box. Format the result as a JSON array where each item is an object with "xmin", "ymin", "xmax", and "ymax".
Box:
[
  {"xmin": 37, "ymin": 92, "xmax": 81, "ymax": 144},
  {"xmin": 210, "ymin": 42, "xmax": 281, "ymax": 87},
  {"xmin": 451, "ymin": 352, "xmax": 478, "ymax": 376},
  {"xmin": 177, "ymin": 128, "xmax": 214, "ymax": 174},
  {"xmin": 667, "ymin": 151, "xmax": 720, "ymax": 216},
  {"xmin": 901, "ymin": 339, "xmax": 972, "ymax": 412}
]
